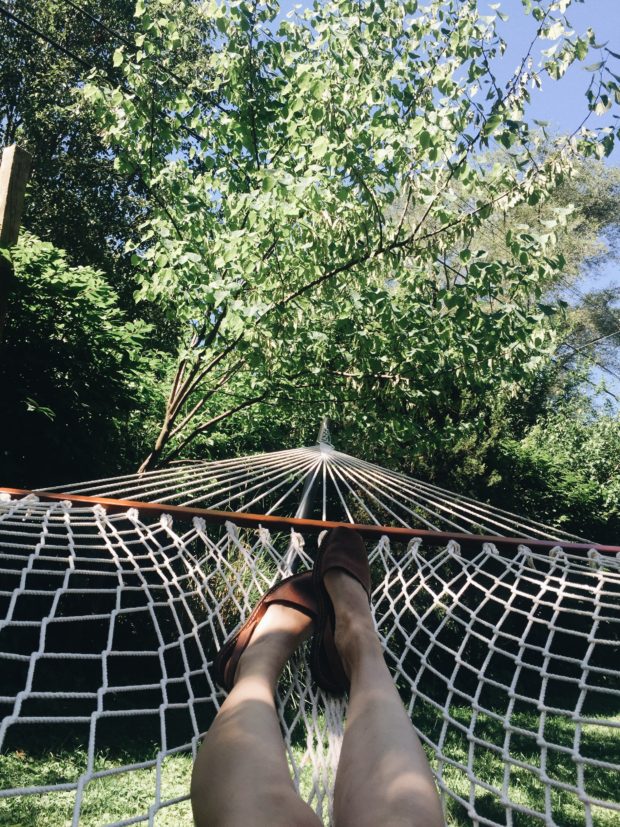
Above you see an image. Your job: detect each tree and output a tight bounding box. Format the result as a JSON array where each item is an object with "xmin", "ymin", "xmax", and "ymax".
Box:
[
  {"xmin": 0, "ymin": 232, "xmax": 166, "ymax": 486},
  {"xmin": 485, "ymin": 397, "xmax": 620, "ymax": 544},
  {"xmin": 0, "ymin": 0, "xmax": 138, "ymax": 278},
  {"xmin": 404, "ymin": 154, "xmax": 620, "ymax": 414},
  {"xmin": 445, "ymin": 155, "xmax": 620, "ymax": 399},
  {"xmin": 80, "ymin": 0, "xmax": 619, "ymax": 470}
]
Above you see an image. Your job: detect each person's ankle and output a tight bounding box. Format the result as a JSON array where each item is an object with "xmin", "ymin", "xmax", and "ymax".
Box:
[
  {"xmin": 333, "ymin": 609, "xmax": 381, "ymax": 677},
  {"xmin": 234, "ymin": 632, "xmax": 290, "ymax": 686},
  {"xmin": 235, "ymin": 641, "xmax": 282, "ymax": 688},
  {"xmin": 324, "ymin": 569, "xmax": 370, "ymax": 614}
]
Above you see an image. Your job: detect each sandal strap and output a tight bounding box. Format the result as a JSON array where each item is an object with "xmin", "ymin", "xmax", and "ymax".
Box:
[
  {"xmin": 216, "ymin": 571, "xmax": 316, "ymax": 692},
  {"xmin": 262, "ymin": 570, "xmax": 317, "ymax": 616}
]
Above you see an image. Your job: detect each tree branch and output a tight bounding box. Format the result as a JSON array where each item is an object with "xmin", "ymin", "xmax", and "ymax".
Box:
[
  {"xmin": 169, "ymin": 362, "xmax": 243, "ymax": 439},
  {"xmin": 164, "ymin": 392, "xmax": 267, "ymax": 462}
]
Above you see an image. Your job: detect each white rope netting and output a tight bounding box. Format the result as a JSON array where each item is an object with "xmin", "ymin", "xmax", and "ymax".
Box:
[
  {"xmin": 40, "ymin": 445, "xmax": 591, "ymax": 543},
  {"xmin": 1, "ymin": 493, "xmax": 619, "ymax": 826}
]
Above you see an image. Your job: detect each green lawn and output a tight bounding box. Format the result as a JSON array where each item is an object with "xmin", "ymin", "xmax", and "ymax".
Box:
[
  {"xmin": 0, "ymin": 748, "xmax": 194, "ymax": 827},
  {"xmin": 0, "ymin": 737, "xmax": 326, "ymax": 827},
  {"xmin": 1, "ymin": 706, "xmax": 618, "ymax": 826}
]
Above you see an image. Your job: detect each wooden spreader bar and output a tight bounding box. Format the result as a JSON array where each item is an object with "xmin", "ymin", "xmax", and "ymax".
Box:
[{"xmin": 1, "ymin": 487, "xmax": 619, "ymax": 556}]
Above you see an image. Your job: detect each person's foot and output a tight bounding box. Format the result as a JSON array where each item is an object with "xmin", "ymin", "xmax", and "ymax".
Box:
[
  {"xmin": 234, "ymin": 603, "xmax": 313, "ymax": 687},
  {"xmin": 323, "ymin": 569, "xmax": 380, "ymax": 679}
]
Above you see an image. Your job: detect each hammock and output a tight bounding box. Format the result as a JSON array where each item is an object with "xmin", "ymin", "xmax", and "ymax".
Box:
[{"xmin": 1, "ymin": 437, "xmax": 619, "ymax": 826}]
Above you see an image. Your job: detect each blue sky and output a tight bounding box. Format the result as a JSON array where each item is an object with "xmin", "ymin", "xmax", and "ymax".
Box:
[{"xmin": 494, "ymin": 0, "xmax": 619, "ymax": 158}]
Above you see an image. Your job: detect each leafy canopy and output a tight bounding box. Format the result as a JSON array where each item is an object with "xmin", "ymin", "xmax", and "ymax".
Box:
[
  {"xmin": 0, "ymin": 233, "xmax": 166, "ymax": 485},
  {"xmin": 82, "ymin": 0, "xmax": 619, "ymax": 468}
]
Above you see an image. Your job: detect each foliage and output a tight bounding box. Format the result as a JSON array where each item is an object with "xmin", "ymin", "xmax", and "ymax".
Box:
[
  {"xmin": 0, "ymin": 0, "xmax": 191, "ymax": 350},
  {"xmin": 444, "ymin": 155, "xmax": 620, "ymax": 291},
  {"xmin": 454, "ymin": 156, "xmax": 620, "ymax": 398},
  {"xmin": 0, "ymin": 232, "xmax": 168, "ymax": 486},
  {"xmin": 0, "ymin": 0, "xmax": 138, "ymax": 278},
  {"xmin": 1, "ymin": 0, "xmax": 619, "ymax": 543},
  {"xmin": 82, "ymin": 0, "xmax": 620, "ymax": 470},
  {"xmin": 500, "ymin": 399, "xmax": 620, "ymax": 538},
  {"xmin": 432, "ymin": 387, "xmax": 620, "ymax": 543},
  {"xmin": 546, "ymin": 161, "xmax": 620, "ymax": 282},
  {"xmin": 557, "ymin": 285, "xmax": 620, "ymax": 398}
]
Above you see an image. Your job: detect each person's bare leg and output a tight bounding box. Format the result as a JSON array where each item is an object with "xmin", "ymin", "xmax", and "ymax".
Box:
[
  {"xmin": 327, "ymin": 571, "xmax": 444, "ymax": 827},
  {"xmin": 191, "ymin": 604, "xmax": 323, "ymax": 827}
]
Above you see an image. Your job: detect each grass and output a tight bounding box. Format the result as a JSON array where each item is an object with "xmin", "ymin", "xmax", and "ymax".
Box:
[
  {"xmin": 0, "ymin": 747, "xmax": 194, "ymax": 826},
  {"xmin": 0, "ymin": 741, "xmax": 322, "ymax": 827},
  {"xmin": 1, "ymin": 707, "xmax": 618, "ymax": 826},
  {"xmin": 416, "ymin": 705, "xmax": 620, "ymax": 827}
]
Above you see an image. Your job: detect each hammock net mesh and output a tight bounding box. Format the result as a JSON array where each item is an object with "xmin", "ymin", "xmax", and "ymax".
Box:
[{"xmin": 1, "ymin": 488, "xmax": 619, "ymax": 826}]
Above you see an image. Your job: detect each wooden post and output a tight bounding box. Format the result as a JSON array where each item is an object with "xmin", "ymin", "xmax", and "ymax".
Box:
[{"xmin": 0, "ymin": 143, "xmax": 32, "ymax": 340}]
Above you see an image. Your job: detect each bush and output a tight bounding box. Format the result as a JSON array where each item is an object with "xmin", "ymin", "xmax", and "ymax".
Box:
[
  {"xmin": 0, "ymin": 233, "xmax": 168, "ymax": 487},
  {"xmin": 484, "ymin": 404, "xmax": 620, "ymax": 543}
]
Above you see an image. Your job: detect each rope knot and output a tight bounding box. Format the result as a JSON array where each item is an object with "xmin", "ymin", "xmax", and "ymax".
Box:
[
  {"xmin": 446, "ymin": 539, "xmax": 461, "ymax": 557},
  {"xmin": 376, "ymin": 535, "xmax": 390, "ymax": 556},
  {"xmin": 406, "ymin": 537, "xmax": 422, "ymax": 554},
  {"xmin": 289, "ymin": 530, "xmax": 305, "ymax": 553},
  {"xmin": 256, "ymin": 526, "xmax": 270, "ymax": 546},
  {"xmin": 549, "ymin": 546, "xmax": 568, "ymax": 564},
  {"xmin": 225, "ymin": 521, "xmax": 239, "ymax": 541}
]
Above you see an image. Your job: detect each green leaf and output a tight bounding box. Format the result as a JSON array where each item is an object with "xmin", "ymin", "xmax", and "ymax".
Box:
[
  {"xmin": 311, "ymin": 135, "xmax": 330, "ymax": 159},
  {"xmin": 482, "ymin": 114, "xmax": 503, "ymax": 137},
  {"xmin": 112, "ymin": 48, "xmax": 124, "ymax": 68},
  {"xmin": 24, "ymin": 397, "xmax": 56, "ymax": 421}
]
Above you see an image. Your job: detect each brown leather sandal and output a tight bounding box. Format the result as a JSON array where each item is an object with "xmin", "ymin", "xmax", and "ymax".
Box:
[
  {"xmin": 310, "ymin": 526, "xmax": 371, "ymax": 695},
  {"xmin": 214, "ymin": 571, "xmax": 317, "ymax": 692}
]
